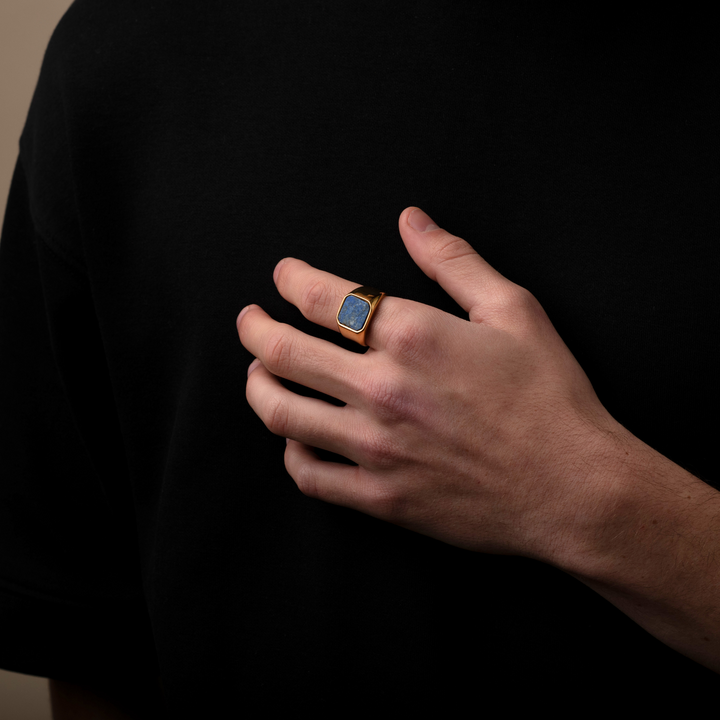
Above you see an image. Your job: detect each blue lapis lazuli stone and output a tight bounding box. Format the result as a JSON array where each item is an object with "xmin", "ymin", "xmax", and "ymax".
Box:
[{"xmin": 338, "ymin": 295, "xmax": 371, "ymax": 331}]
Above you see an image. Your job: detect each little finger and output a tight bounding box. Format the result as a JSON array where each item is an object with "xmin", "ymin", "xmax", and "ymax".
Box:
[
  {"xmin": 285, "ymin": 439, "xmax": 383, "ymax": 516},
  {"xmin": 246, "ymin": 361, "xmax": 367, "ymax": 464}
]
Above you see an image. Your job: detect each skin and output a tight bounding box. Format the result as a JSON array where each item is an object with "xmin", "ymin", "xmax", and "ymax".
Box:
[{"xmin": 237, "ymin": 206, "xmax": 720, "ymax": 673}]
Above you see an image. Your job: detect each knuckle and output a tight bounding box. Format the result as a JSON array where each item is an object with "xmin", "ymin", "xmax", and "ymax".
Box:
[
  {"xmin": 386, "ymin": 320, "xmax": 420, "ymax": 358},
  {"xmin": 365, "ymin": 374, "xmax": 414, "ymax": 423},
  {"xmin": 498, "ymin": 284, "xmax": 547, "ymax": 325},
  {"xmin": 511, "ymin": 284, "xmax": 539, "ymax": 310},
  {"xmin": 264, "ymin": 392, "xmax": 291, "ymax": 436},
  {"xmin": 293, "ymin": 461, "xmax": 320, "ymax": 499},
  {"xmin": 358, "ymin": 427, "xmax": 400, "ymax": 469},
  {"xmin": 492, "ymin": 283, "xmax": 531, "ymax": 310},
  {"xmin": 430, "ymin": 232, "xmax": 474, "ymax": 266},
  {"xmin": 264, "ymin": 327, "xmax": 296, "ymax": 375},
  {"xmin": 364, "ymin": 482, "xmax": 411, "ymax": 523},
  {"xmin": 301, "ymin": 278, "xmax": 332, "ymax": 317},
  {"xmin": 385, "ymin": 315, "xmax": 435, "ymax": 364},
  {"xmin": 520, "ymin": 289, "xmax": 547, "ymax": 320}
]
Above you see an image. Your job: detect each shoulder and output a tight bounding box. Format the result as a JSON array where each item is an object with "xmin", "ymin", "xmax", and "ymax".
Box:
[
  {"xmin": 19, "ymin": 0, "xmax": 181, "ymax": 244},
  {"xmin": 37, "ymin": 0, "xmax": 171, "ymax": 103}
]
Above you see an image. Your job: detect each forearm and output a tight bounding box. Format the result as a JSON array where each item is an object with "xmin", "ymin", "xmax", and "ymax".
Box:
[{"xmin": 553, "ymin": 423, "xmax": 720, "ymax": 672}]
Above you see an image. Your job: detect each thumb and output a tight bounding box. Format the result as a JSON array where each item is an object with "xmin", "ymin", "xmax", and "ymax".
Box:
[{"xmin": 399, "ymin": 207, "xmax": 510, "ymax": 317}]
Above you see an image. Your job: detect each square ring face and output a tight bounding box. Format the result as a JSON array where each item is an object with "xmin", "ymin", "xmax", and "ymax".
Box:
[{"xmin": 337, "ymin": 294, "xmax": 371, "ymax": 332}]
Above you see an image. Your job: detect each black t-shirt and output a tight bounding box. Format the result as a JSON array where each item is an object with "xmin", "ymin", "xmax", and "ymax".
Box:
[{"xmin": 1, "ymin": 1, "xmax": 718, "ymax": 713}]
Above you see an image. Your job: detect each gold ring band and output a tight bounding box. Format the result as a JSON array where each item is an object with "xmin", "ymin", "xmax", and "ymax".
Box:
[{"xmin": 336, "ymin": 286, "xmax": 386, "ymax": 346}]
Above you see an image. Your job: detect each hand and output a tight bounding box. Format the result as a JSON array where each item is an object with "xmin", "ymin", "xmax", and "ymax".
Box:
[
  {"xmin": 237, "ymin": 208, "xmax": 720, "ymax": 672},
  {"xmin": 236, "ymin": 207, "xmax": 620, "ymax": 562}
]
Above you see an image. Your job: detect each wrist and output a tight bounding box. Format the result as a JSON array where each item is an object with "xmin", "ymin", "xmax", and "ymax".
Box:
[
  {"xmin": 514, "ymin": 412, "xmax": 631, "ymax": 568},
  {"xmin": 542, "ymin": 421, "xmax": 720, "ymax": 672},
  {"xmin": 548, "ymin": 419, "xmax": 717, "ymax": 590}
]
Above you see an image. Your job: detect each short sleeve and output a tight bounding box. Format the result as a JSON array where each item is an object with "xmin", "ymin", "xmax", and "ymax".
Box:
[{"xmin": 0, "ymin": 156, "xmax": 157, "ymax": 683}]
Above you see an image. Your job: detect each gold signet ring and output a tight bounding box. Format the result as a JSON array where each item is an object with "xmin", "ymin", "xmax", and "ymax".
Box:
[{"xmin": 336, "ymin": 286, "xmax": 386, "ymax": 346}]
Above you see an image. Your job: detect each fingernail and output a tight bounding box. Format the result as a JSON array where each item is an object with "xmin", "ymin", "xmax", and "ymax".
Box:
[
  {"xmin": 408, "ymin": 208, "xmax": 439, "ymax": 233},
  {"xmin": 285, "ymin": 437, "xmax": 290, "ymax": 445},
  {"xmin": 273, "ymin": 258, "xmax": 290, "ymax": 284},
  {"xmin": 237, "ymin": 305, "xmax": 253, "ymax": 325},
  {"xmin": 247, "ymin": 358, "xmax": 262, "ymax": 377}
]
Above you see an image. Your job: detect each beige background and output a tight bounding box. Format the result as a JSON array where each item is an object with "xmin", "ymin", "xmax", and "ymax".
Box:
[
  {"xmin": 0, "ymin": 2, "xmax": 76, "ymax": 717},
  {"xmin": 0, "ymin": 0, "xmax": 74, "ymax": 225}
]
